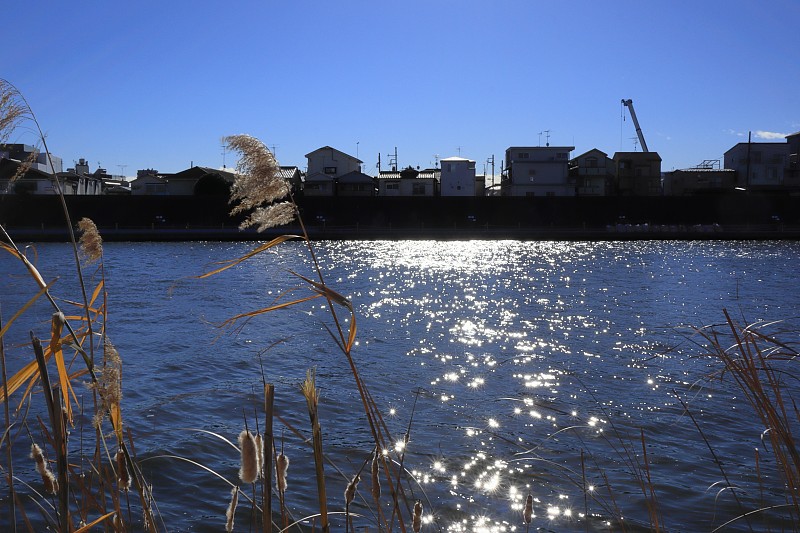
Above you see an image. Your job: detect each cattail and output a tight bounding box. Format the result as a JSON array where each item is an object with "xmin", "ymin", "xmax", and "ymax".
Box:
[
  {"xmin": 276, "ymin": 452, "xmax": 289, "ymax": 494},
  {"xmin": 225, "ymin": 486, "xmax": 239, "ymax": 532},
  {"xmin": 344, "ymin": 473, "xmax": 360, "ymax": 507},
  {"xmin": 371, "ymin": 448, "xmax": 381, "ymax": 501},
  {"xmin": 523, "ymin": 494, "xmax": 533, "ymax": 525},
  {"xmin": 30, "ymin": 443, "xmax": 58, "ymax": 494},
  {"xmin": 238, "ymin": 430, "xmax": 259, "ymax": 484},
  {"xmin": 116, "ymin": 448, "xmax": 131, "ymax": 491},
  {"xmin": 412, "ymin": 499, "xmax": 423, "ymax": 533},
  {"xmin": 78, "ymin": 217, "xmax": 103, "ymax": 263},
  {"xmin": 254, "ymin": 433, "xmax": 264, "ymax": 477}
]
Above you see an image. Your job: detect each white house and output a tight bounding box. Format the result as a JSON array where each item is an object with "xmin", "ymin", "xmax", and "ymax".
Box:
[
  {"xmin": 377, "ymin": 167, "xmax": 439, "ymax": 196},
  {"xmin": 503, "ymin": 146, "xmax": 574, "ymax": 196},
  {"xmin": 305, "ymin": 146, "xmax": 362, "ymax": 179},
  {"xmin": 724, "ymin": 140, "xmax": 790, "ymax": 188},
  {"xmin": 440, "ymin": 156, "xmax": 478, "ymax": 196}
]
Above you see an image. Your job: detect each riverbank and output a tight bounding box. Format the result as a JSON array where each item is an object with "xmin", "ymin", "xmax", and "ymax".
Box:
[{"xmin": 2, "ymin": 193, "xmax": 800, "ymax": 241}]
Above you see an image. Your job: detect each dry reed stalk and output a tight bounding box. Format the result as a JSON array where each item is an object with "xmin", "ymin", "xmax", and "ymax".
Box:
[
  {"xmin": 370, "ymin": 447, "xmax": 381, "ymax": 503},
  {"xmin": 301, "ymin": 368, "xmax": 329, "ymax": 532}
]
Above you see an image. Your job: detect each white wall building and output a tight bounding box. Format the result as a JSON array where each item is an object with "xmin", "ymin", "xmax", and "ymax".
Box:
[
  {"xmin": 440, "ymin": 156, "xmax": 477, "ymax": 196},
  {"xmin": 503, "ymin": 146, "xmax": 574, "ymax": 196},
  {"xmin": 305, "ymin": 146, "xmax": 362, "ymax": 179},
  {"xmin": 724, "ymin": 141, "xmax": 790, "ymax": 188}
]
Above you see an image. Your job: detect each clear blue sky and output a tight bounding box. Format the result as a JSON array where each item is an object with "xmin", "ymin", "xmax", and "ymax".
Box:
[{"xmin": 4, "ymin": 0, "xmax": 798, "ymax": 178}]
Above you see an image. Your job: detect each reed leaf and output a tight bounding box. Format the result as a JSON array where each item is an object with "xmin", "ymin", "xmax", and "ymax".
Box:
[
  {"xmin": 73, "ymin": 511, "xmax": 116, "ymax": 532},
  {"xmin": 49, "ymin": 312, "xmax": 75, "ymax": 424},
  {"xmin": 220, "ymin": 294, "xmax": 323, "ymax": 329},
  {"xmin": 196, "ymin": 235, "xmax": 302, "ymax": 279}
]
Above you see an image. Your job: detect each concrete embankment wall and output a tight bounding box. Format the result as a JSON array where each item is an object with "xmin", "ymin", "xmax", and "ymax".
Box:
[{"xmin": 1, "ymin": 193, "xmax": 798, "ymax": 241}]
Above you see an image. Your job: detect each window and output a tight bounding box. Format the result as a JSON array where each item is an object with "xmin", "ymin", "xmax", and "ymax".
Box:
[
  {"xmin": 306, "ymin": 183, "xmax": 320, "ymax": 190},
  {"xmin": 412, "ymin": 183, "xmax": 426, "ymax": 195},
  {"xmin": 386, "ymin": 182, "xmax": 399, "ymax": 190},
  {"xmin": 324, "ymin": 166, "xmax": 337, "ymax": 174},
  {"xmin": 557, "ymin": 152, "xmax": 568, "ymax": 159},
  {"xmin": 586, "ymin": 157, "xmax": 598, "ymax": 168},
  {"xmin": 546, "ymin": 191, "xmax": 556, "ymax": 197},
  {"xmin": 517, "ymin": 152, "xmax": 529, "ymax": 159}
]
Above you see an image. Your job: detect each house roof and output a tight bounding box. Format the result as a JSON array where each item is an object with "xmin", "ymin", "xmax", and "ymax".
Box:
[
  {"xmin": 167, "ymin": 166, "xmax": 236, "ymax": 182},
  {"xmin": 304, "ymin": 146, "xmax": 363, "ymax": 164},
  {"xmin": 378, "ymin": 169, "xmax": 441, "ymax": 180},
  {"xmin": 304, "ymin": 171, "xmax": 336, "ymax": 183},
  {"xmin": 338, "ymin": 170, "xmax": 375, "ymax": 184},
  {"xmin": 572, "ymin": 148, "xmax": 609, "ymax": 160},
  {"xmin": 441, "ymin": 156, "xmax": 474, "ymax": 163},
  {"xmin": 0, "ymin": 157, "xmax": 52, "ymax": 181}
]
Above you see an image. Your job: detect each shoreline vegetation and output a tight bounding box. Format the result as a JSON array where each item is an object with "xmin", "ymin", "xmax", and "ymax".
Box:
[{"xmin": 3, "ymin": 78, "xmax": 800, "ymax": 531}]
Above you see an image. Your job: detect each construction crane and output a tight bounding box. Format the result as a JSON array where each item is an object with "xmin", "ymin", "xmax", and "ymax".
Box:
[{"xmin": 621, "ymin": 99, "xmax": 649, "ymax": 152}]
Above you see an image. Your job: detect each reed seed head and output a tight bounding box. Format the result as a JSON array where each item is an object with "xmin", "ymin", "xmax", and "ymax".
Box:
[
  {"xmin": 30, "ymin": 442, "xmax": 58, "ymax": 494},
  {"xmin": 523, "ymin": 494, "xmax": 533, "ymax": 524},
  {"xmin": 412, "ymin": 499, "xmax": 423, "ymax": 533},
  {"xmin": 116, "ymin": 448, "xmax": 131, "ymax": 492},
  {"xmin": 94, "ymin": 337, "xmax": 123, "ymax": 429},
  {"xmin": 238, "ymin": 430, "xmax": 259, "ymax": 484},
  {"xmin": 371, "ymin": 448, "xmax": 381, "ymax": 501},
  {"xmin": 224, "ymin": 134, "xmax": 296, "ymax": 231},
  {"xmin": 225, "ymin": 486, "xmax": 239, "ymax": 533},
  {"xmin": 345, "ymin": 473, "xmax": 360, "ymax": 507},
  {"xmin": 276, "ymin": 452, "xmax": 289, "ymax": 494},
  {"xmin": 0, "ymin": 79, "xmax": 28, "ymax": 145},
  {"xmin": 78, "ymin": 217, "xmax": 103, "ymax": 263}
]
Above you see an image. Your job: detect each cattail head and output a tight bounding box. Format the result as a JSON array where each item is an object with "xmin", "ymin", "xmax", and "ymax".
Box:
[
  {"xmin": 276, "ymin": 452, "xmax": 289, "ymax": 494},
  {"xmin": 254, "ymin": 434, "xmax": 264, "ymax": 478},
  {"xmin": 412, "ymin": 500, "xmax": 423, "ymax": 533},
  {"xmin": 116, "ymin": 448, "xmax": 131, "ymax": 492},
  {"xmin": 371, "ymin": 448, "xmax": 381, "ymax": 501},
  {"xmin": 238, "ymin": 430, "xmax": 259, "ymax": 484},
  {"xmin": 523, "ymin": 494, "xmax": 533, "ymax": 524},
  {"xmin": 30, "ymin": 443, "xmax": 58, "ymax": 494},
  {"xmin": 78, "ymin": 217, "xmax": 103, "ymax": 263},
  {"xmin": 225, "ymin": 486, "xmax": 239, "ymax": 533},
  {"xmin": 344, "ymin": 473, "xmax": 360, "ymax": 507}
]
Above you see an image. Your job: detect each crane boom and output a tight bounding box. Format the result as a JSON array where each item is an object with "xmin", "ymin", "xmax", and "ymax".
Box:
[{"xmin": 621, "ymin": 99, "xmax": 649, "ymax": 152}]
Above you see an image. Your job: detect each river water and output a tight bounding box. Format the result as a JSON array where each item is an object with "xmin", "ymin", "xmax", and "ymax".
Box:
[{"xmin": 2, "ymin": 239, "xmax": 800, "ymax": 532}]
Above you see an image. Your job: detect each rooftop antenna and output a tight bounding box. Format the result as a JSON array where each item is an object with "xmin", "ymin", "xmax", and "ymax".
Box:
[
  {"xmin": 117, "ymin": 164, "xmax": 127, "ymax": 178},
  {"xmin": 630, "ymin": 136, "xmax": 639, "ymax": 151},
  {"xmin": 538, "ymin": 132, "xmax": 542, "ymax": 146},
  {"xmin": 457, "ymin": 146, "xmax": 462, "ymax": 156},
  {"xmin": 387, "ymin": 147, "xmax": 398, "ymax": 171},
  {"xmin": 543, "ymin": 130, "xmax": 551, "ymax": 147},
  {"xmin": 270, "ymin": 145, "xmax": 279, "ymax": 159},
  {"xmin": 434, "ymin": 154, "xmax": 439, "ymax": 168},
  {"xmin": 220, "ymin": 137, "xmax": 227, "ymax": 168}
]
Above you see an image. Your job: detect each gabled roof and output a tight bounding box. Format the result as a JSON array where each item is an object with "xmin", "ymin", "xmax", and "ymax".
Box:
[
  {"xmin": 167, "ymin": 166, "xmax": 236, "ymax": 182},
  {"xmin": 572, "ymin": 148, "xmax": 609, "ymax": 160},
  {"xmin": 338, "ymin": 170, "xmax": 375, "ymax": 184},
  {"xmin": 304, "ymin": 146, "xmax": 363, "ymax": 164}
]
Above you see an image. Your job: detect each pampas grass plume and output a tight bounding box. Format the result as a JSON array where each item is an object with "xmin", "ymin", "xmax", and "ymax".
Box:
[
  {"xmin": 30, "ymin": 442, "xmax": 58, "ymax": 494},
  {"xmin": 78, "ymin": 217, "xmax": 103, "ymax": 263},
  {"xmin": 238, "ymin": 430, "xmax": 259, "ymax": 484}
]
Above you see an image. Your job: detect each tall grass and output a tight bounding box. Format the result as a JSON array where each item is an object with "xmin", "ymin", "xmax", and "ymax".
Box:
[{"xmin": 3, "ymin": 79, "xmax": 800, "ymax": 532}]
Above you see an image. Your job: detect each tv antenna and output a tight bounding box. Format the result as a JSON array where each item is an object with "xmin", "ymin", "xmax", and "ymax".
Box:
[
  {"xmin": 220, "ymin": 137, "xmax": 227, "ymax": 168},
  {"xmin": 630, "ymin": 136, "xmax": 639, "ymax": 151},
  {"xmin": 117, "ymin": 164, "xmax": 127, "ymax": 177},
  {"xmin": 543, "ymin": 130, "xmax": 551, "ymax": 147},
  {"xmin": 387, "ymin": 147, "xmax": 398, "ymax": 171}
]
